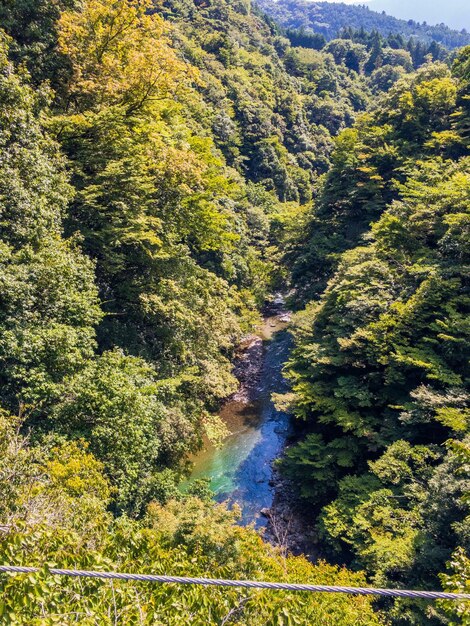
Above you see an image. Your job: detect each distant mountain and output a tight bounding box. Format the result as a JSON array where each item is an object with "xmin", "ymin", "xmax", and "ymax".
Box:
[
  {"xmin": 258, "ymin": 0, "xmax": 470, "ymax": 49},
  {"xmin": 359, "ymin": 0, "xmax": 470, "ymax": 32}
]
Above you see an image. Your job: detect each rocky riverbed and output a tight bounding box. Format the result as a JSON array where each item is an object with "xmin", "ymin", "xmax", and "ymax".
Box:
[
  {"xmin": 188, "ymin": 294, "xmax": 317, "ymax": 556},
  {"xmin": 263, "ymin": 468, "xmax": 318, "ymax": 560}
]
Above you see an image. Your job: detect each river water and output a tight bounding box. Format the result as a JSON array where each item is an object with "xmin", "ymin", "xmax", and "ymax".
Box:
[{"xmin": 188, "ymin": 309, "xmax": 292, "ymax": 528}]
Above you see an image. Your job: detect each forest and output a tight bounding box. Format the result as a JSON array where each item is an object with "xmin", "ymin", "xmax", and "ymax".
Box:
[
  {"xmin": 259, "ymin": 0, "xmax": 470, "ymax": 49},
  {"xmin": 0, "ymin": 0, "xmax": 468, "ymax": 624}
]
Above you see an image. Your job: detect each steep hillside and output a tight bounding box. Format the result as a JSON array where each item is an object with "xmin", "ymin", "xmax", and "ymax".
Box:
[
  {"xmin": 0, "ymin": 2, "xmax": 378, "ymax": 497},
  {"xmin": 281, "ymin": 49, "xmax": 470, "ymax": 626},
  {"xmin": 0, "ymin": 0, "xmax": 468, "ymax": 624}
]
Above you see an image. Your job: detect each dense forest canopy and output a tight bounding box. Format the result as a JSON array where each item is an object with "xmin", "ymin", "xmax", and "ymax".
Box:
[
  {"xmin": 0, "ymin": 0, "xmax": 468, "ymax": 624},
  {"xmin": 280, "ymin": 45, "xmax": 470, "ymax": 625}
]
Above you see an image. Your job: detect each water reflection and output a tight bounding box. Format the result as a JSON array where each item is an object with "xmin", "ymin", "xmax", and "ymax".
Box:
[{"xmin": 188, "ymin": 318, "xmax": 292, "ymax": 528}]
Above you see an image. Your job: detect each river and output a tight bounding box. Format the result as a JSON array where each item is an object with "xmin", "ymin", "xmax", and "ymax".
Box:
[{"xmin": 188, "ymin": 302, "xmax": 292, "ymax": 528}]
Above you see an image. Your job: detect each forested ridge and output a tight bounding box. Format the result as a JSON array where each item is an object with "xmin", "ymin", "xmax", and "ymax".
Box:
[
  {"xmin": 259, "ymin": 0, "xmax": 470, "ymax": 50},
  {"xmin": 279, "ymin": 42, "xmax": 470, "ymax": 626},
  {"xmin": 0, "ymin": 0, "xmax": 468, "ymax": 624}
]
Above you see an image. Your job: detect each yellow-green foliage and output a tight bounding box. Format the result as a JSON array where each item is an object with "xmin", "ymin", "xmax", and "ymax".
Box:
[{"xmin": 0, "ymin": 415, "xmax": 383, "ymax": 625}]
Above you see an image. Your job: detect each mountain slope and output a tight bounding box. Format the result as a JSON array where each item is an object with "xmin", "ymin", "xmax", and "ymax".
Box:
[
  {"xmin": 362, "ymin": 0, "xmax": 470, "ymax": 32},
  {"xmin": 258, "ymin": 0, "xmax": 470, "ymax": 49}
]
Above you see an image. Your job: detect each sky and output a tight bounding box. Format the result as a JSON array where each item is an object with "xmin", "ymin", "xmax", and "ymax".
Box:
[{"xmin": 323, "ymin": 0, "xmax": 470, "ymax": 31}]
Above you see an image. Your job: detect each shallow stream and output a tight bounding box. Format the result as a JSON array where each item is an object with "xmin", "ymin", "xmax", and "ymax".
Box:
[{"xmin": 188, "ymin": 307, "xmax": 292, "ymax": 528}]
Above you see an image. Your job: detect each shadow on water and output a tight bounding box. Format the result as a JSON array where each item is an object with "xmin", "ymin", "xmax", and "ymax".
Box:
[{"xmin": 187, "ymin": 318, "xmax": 293, "ymax": 528}]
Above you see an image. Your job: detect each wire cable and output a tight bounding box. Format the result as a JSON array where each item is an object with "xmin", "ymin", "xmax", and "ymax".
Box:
[{"xmin": 0, "ymin": 565, "xmax": 469, "ymax": 600}]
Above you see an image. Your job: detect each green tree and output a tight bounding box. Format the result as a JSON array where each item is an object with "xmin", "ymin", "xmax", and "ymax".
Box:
[{"xmin": 0, "ymin": 32, "xmax": 102, "ymax": 415}]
